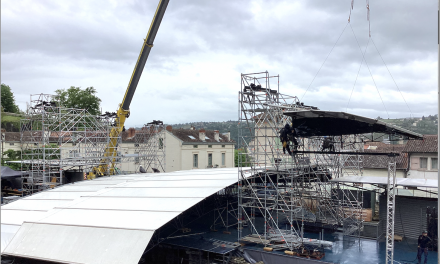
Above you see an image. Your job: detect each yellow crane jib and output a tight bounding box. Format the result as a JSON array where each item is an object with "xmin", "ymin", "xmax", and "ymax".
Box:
[{"xmin": 88, "ymin": 0, "xmax": 170, "ymax": 178}]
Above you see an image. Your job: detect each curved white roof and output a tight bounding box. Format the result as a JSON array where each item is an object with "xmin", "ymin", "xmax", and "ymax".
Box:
[{"xmin": 1, "ymin": 168, "xmax": 243, "ymax": 264}]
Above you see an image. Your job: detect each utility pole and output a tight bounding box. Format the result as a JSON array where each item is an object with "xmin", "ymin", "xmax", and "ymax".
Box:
[{"xmin": 438, "ymin": 2, "xmax": 439, "ymax": 264}]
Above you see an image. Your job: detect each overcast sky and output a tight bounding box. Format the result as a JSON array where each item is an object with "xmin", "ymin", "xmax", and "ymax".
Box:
[{"xmin": 1, "ymin": 0, "xmax": 437, "ymax": 127}]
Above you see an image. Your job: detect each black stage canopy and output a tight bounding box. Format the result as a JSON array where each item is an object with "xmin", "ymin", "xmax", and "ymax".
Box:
[{"xmin": 283, "ymin": 110, "xmax": 423, "ymax": 139}]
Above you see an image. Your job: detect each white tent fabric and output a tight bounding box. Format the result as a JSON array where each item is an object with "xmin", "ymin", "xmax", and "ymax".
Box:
[
  {"xmin": 1, "ymin": 168, "xmax": 242, "ymax": 264},
  {"xmin": 330, "ymin": 176, "xmax": 438, "ymax": 188}
]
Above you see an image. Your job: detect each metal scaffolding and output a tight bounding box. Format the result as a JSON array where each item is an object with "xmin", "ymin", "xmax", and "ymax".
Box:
[
  {"xmin": 237, "ymin": 71, "xmax": 365, "ymax": 252},
  {"xmin": 385, "ymin": 158, "xmax": 397, "ymax": 264},
  {"xmin": 20, "ymin": 94, "xmax": 120, "ymax": 194},
  {"xmin": 133, "ymin": 122, "xmax": 166, "ymax": 173}
]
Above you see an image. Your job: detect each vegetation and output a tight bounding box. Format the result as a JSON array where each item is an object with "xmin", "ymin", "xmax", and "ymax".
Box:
[
  {"xmin": 235, "ymin": 148, "xmax": 251, "ymax": 167},
  {"xmin": 55, "ymin": 86, "xmax": 102, "ymax": 115},
  {"xmin": 1, "ymin": 83, "xmax": 20, "ymax": 113},
  {"xmin": 1, "ymin": 149, "xmax": 22, "ymax": 170},
  {"xmin": 1, "ymin": 112, "xmax": 24, "ymax": 132},
  {"xmin": 379, "ymin": 115, "xmax": 437, "ymax": 135}
]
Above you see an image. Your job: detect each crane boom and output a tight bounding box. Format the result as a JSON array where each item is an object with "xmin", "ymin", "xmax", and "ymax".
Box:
[{"xmin": 92, "ymin": 0, "xmax": 169, "ymax": 177}]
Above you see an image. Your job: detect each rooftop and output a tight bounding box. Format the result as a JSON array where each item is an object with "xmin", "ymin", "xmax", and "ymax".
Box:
[
  {"xmin": 363, "ymin": 142, "xmax": 408, "ymax": 170},
  {"xmin": 403, "ymin": 135, "xmax": 438, "ymax": 153}
]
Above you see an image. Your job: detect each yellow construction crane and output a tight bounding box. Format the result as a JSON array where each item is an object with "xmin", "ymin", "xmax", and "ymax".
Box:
[{"xmin": 89, "ymin": 0, "xmax": 170, "ymax": 178}]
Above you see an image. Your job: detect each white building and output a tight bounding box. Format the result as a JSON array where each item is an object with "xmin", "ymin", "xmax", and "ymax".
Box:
[{"xmin": 119, "ymin": 126, "xmax": 235, "ymax": 173}]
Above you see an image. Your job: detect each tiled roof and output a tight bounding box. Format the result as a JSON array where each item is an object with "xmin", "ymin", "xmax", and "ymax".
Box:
[
  {"xmin": 4, "ymin": 132, "xmax": 20, "ymax": 142},
  {"xmin": 363, "ymin": 142, "xmax": 408, "ymax": 170},
  {"xmin": 168, "ymin": 129, "xmax": 234, "ymax": 143},
  {"xmin": 403, "ymin": 135, "xmax": 437, "ymax": 153}
]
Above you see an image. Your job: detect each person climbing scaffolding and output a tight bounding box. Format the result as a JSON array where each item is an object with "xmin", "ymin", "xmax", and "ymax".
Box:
[{"xmin": 279, "ymin": 123, "xmax": 298, "ymax": 156}]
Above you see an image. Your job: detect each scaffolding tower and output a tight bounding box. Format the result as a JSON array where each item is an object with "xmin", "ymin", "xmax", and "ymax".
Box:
[
  {"xmin": 237, "ymin": 72, "xmax": 365, "ymax": 251},
  {"xmin": 20, "ymin": 94, "xmax": 121, "ymax": 194},
  {"xmin": 133, "ymin": 122, "xmax": 166, "ymax": 173}
]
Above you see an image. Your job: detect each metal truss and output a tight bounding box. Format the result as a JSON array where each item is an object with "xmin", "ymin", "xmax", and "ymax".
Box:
[
  {"xmin": 385, "ymin": 158, "xmax": 397, "ymax": 264},
  {"xmin": 237, "ymin": 71, "xmax": 365, "ymax": 251},
  {"xmin": 20, "ymin": 94, "xmax": 120, "ymax": 194},
  {"xmin": 132, "ymin": 123, "xmax": 166, "ymax": 173}
]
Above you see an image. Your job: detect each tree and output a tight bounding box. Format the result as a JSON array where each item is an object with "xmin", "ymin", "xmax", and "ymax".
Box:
[
  {"xmin": 55, "ymin": 86, "xmax": 102, "ymax": 115},
  {"xmin": 235, "ymin": 148, "xmax": 251, "ymax": 167},
  {"xmin": 1, "ymin": 84, "xmax": 20, "ymax": 113}
]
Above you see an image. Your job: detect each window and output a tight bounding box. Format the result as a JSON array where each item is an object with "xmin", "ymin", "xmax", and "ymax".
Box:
[
  {"xmin": 222, "ymin": 145, "xmax": 225, "ymax": 148},
  {"xmin": 222, "ymin": 153, "xmax": 225, "ymax": 166},
  {"xmin": 159, "ymin": 138, "xmax": 164, "ymax": 149},
  {"xmin": 208, "ymin": 145, "xmax": 212, "ymax": 148},
  {"xmin": 135, "ymin": 152, "xmax": 139, "ymax": 164},
  {"xmin": 134, "ymin": 143, "xmax": 139, "ymax": 147},
  {"xmin": 69, "ymin": 150, "xmax": 79, "ymax": 158},
  {"xmin": 208, "ymin": 153, "xmax": 212, "ymax": 167},
  {"xmin": 193, "ymin": 145, "xmax": 198, "ymax": 148},
  {"xmin": 420, "ymin": 157, "xmax": 428, "ymax": 169},
  {"xmin": 193, "ymin": 154, "xmax": 198, "ymax": 168},
  {"xmin": 9, "ymin": 143, "xmax": 14, "ymax": 146},
  {"xmin": 188, "ymin": 135, "xmax": 196, "ymax": 140},
  {"xmin": 432, "ymin": 158, "xmax": 438, "ymax": 170}
]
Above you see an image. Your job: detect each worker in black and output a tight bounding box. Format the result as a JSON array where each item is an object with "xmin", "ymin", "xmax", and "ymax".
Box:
[
  {"xmin": 417, "ymin": 230, "xmax": 431, "ymax": 264},
  {"xmin": 279, "ymin": 123, "xmax": 298, "ymax": 156}
]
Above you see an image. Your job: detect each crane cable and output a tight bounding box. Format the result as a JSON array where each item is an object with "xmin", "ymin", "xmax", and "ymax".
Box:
[
  {"xmin": 349, "ymin": 23, "xmax": 389, "ymax": 118},
  {"xmin": 300, "ymin": 22, "xmax": 349, "ymax": 102},
  {"xmin": 371, "ymin": 37, "xmax": 414, "ymax": 118},
  {"xmin": 346, "ymin": 38, "xmax": 370, "ymax": 112}
]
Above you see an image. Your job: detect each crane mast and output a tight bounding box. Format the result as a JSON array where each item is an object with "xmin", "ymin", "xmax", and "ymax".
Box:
[{"xmin": 92, "ymin": 0, "xmax": 169, "ymax": 177}]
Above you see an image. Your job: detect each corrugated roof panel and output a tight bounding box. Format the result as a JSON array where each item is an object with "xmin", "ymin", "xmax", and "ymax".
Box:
[{"xmin": 3, "ymin": 223, "xmax": 153, "ymax": 264}]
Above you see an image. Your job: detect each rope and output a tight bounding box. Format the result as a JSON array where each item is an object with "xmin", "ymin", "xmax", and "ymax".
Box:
[
  {"xmin": 349, "ymin": 23, "xmax": 389, "ymax": 118},
  {"xmin": 371, "ymin": 37, "xmax": 414, "ymax": 118},
  {"xmin": 346, "ymin": 38, "xmax": 371, "ymax": 112},
  {"xmin": 300, "ymin": 22, "xmax": 349, "ymax": 102}
]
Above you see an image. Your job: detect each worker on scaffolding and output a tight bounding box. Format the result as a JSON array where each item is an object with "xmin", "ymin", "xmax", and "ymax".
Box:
[
  {"xmin": 279, "ymin": 123, "xmax": 298, "ymax": 156},
  {"xmin": 417, "ymin": 230, "xmax": 431, "ymax": 264},
  {"xmin": 321, "ymin": 136, "xmax": 335, "ymax": 152}
]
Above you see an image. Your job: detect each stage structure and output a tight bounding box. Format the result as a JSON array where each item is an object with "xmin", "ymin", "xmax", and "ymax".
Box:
[
  {"xmin": 19, "ymin": 94, "xmax": 121, "ymax": 194},
  {"xmin": 237, "ymin": 71, "xmax": 422, "ymax": 255},
  {"xmin": 132, "ymin": 121, "xmax": 166, "ymax": 173}
]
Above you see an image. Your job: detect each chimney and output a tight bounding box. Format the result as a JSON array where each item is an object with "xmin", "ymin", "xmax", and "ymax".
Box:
[
  {"xmin": 199, "ymin": 128, "xmax": 206, "ymax": 141},
  {"xmin": 214, "ymin": 130, "xmax": 220, "ymax": 141},
  {"xmin": 222, "ymin": 131, "xmax": 230, "ymax": 141},
  {"xmin": 190, "ymin": 125, "xmax": 195, "ymax": 130},
  {"xmin": 166, "ymin": 125, "xmax": 172, "ymax": 132},
  {"xmin": 128, "ymin": 128, "xmax": 136, "ymax": 138}
]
